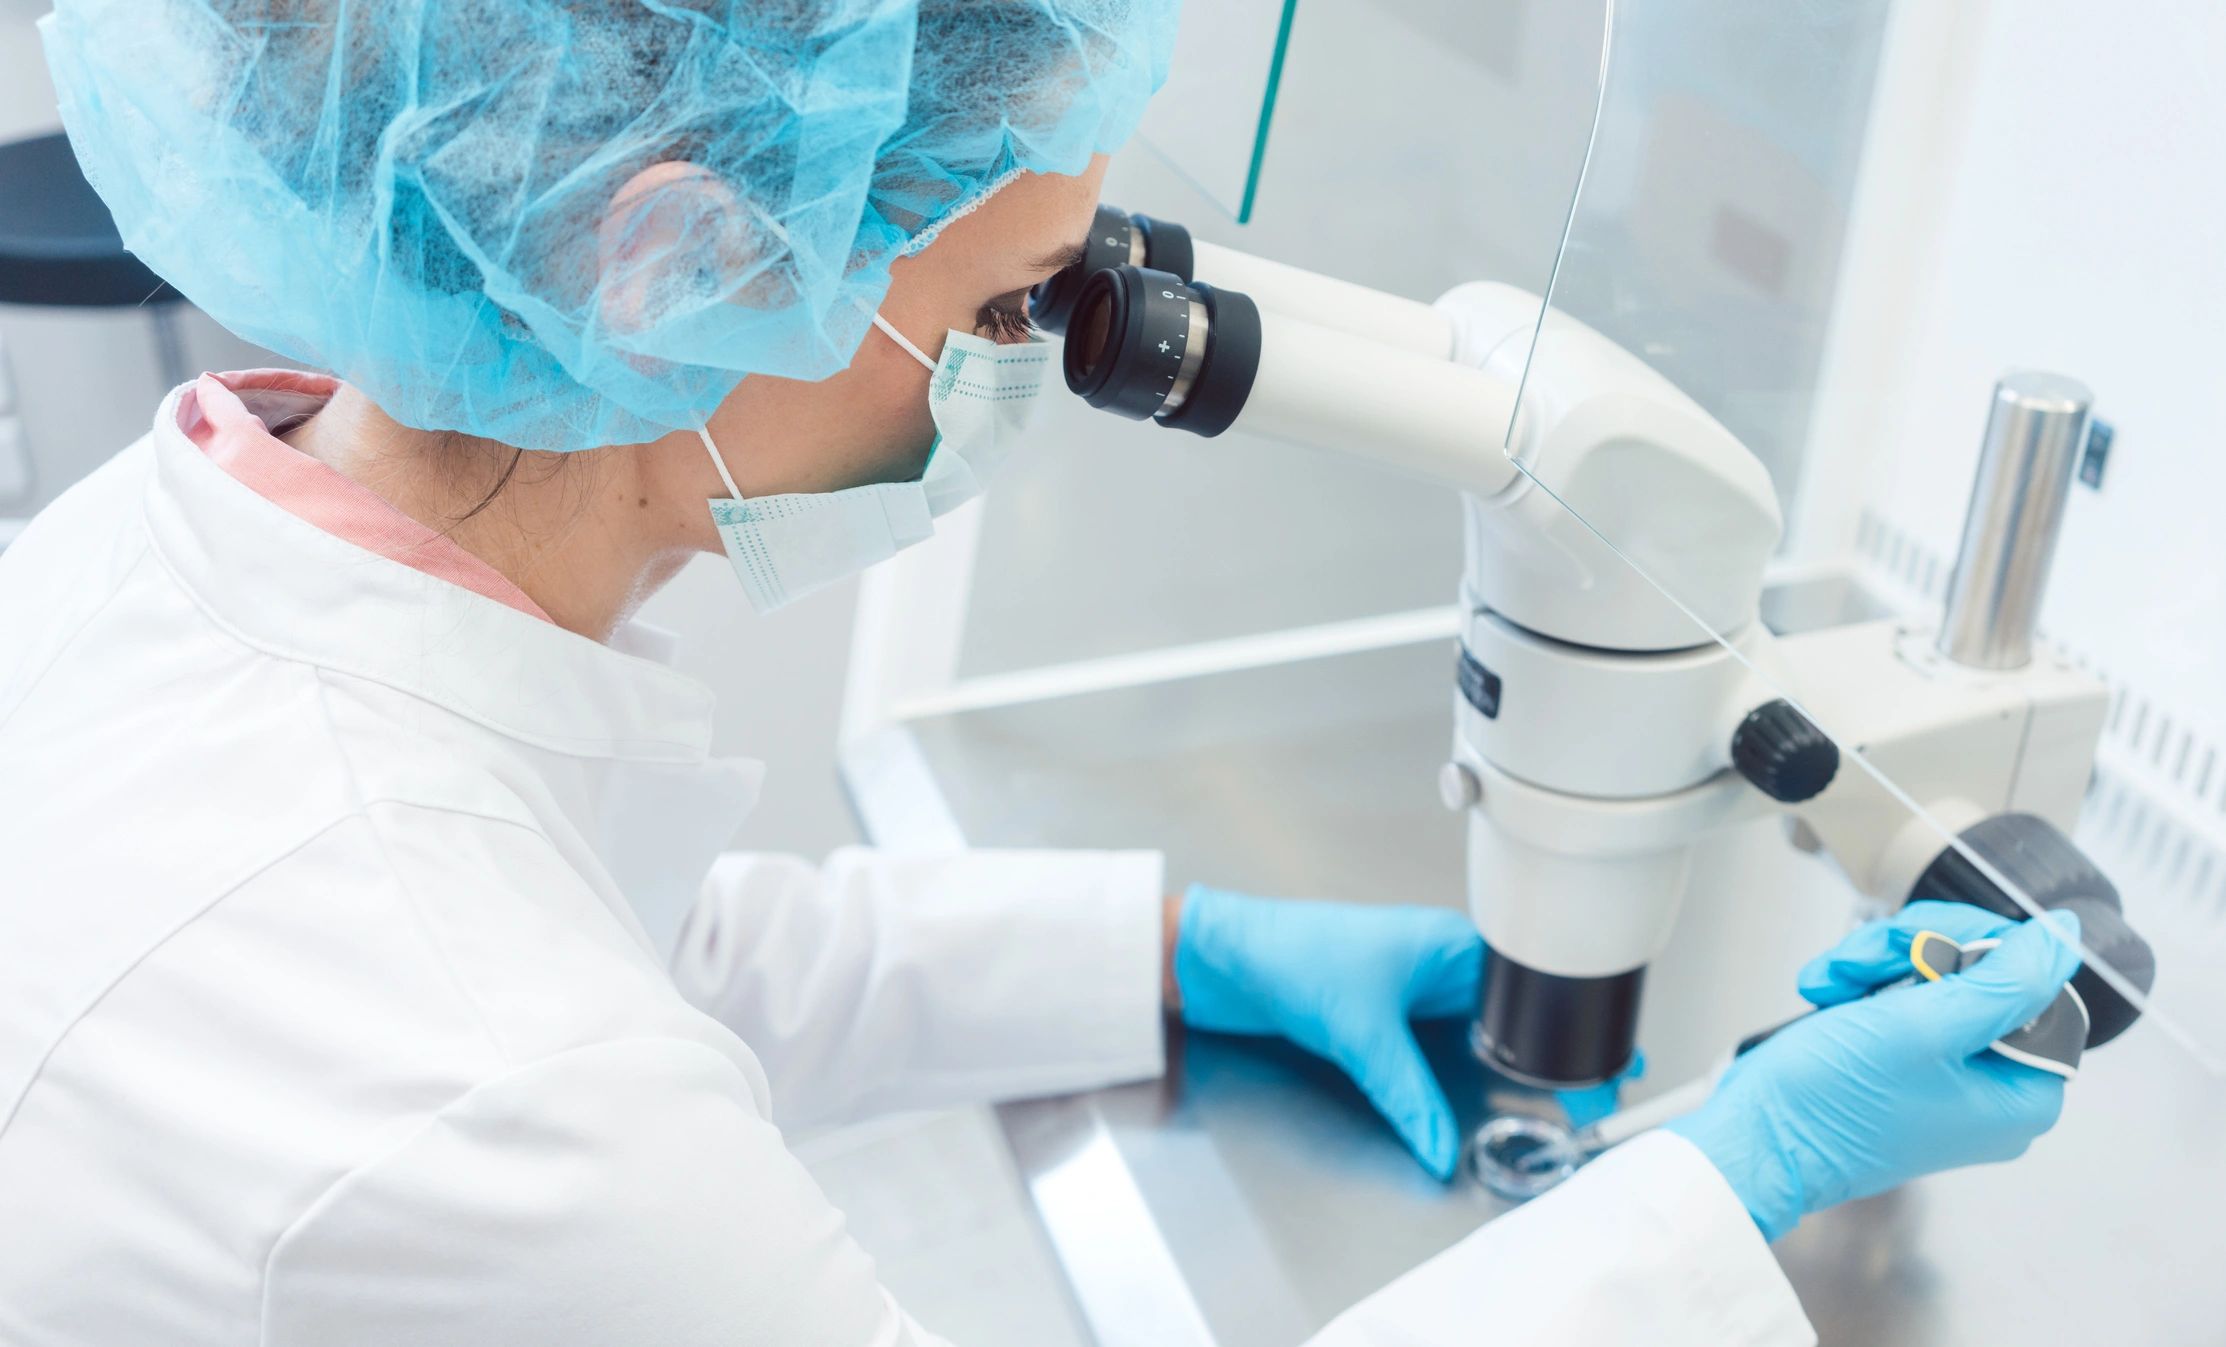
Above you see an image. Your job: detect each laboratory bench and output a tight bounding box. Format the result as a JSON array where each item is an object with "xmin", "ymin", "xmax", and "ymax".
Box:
[{"xmin": 840, "ymin": 635, "xmax": 2219, "ymax": 1347}]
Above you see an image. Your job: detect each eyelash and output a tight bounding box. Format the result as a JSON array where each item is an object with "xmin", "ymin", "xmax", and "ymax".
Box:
[{"xmin": 977, "ymin": 303, "xmax": 1038, "ymax": 345}]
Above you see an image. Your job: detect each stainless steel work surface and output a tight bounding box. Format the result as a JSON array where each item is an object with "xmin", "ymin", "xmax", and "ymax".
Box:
[{"xmin": 841, "ymin": 641, "xmax": 2218, "ymax": 1347}]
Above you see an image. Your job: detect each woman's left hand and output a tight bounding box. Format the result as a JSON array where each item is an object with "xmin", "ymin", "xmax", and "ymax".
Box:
[{"xmin": 1168, "ymin": 884, "xmax": 1485, "ymax": 1180}]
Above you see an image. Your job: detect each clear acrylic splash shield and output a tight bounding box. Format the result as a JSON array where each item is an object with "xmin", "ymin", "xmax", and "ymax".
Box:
[{"xmin": 1491, "ymin": 1, "xmax": 2223, "ymax": 1334}]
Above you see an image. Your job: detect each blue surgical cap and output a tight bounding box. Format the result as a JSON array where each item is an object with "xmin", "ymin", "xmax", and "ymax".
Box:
[{"xmin": 39, "ymin": 1, "xmax": 1177, "ymax": 450}]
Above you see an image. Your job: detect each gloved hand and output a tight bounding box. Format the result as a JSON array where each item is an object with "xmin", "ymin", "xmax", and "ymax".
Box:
[
  {"xmin": 1668, "ymin": 900, "xmax": 2083, "ymax": 1241},
  {"xmin": 1173, "ymin": 884, "xmax": 1484, "ymax": 1180},
  {"xmin": 1557, "ymin": 1050, "xmax": 1646, "ymax": 1130}
]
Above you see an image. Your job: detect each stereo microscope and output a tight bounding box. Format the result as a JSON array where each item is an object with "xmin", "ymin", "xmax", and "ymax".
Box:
[{"xmin": 1032, "ymin": 206, "xmax": 2154, "ymax": 1092}]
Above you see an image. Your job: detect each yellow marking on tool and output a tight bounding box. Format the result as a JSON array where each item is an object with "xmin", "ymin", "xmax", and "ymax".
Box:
[{"xmin": 1909, "ymin": 930, "xmax": 1957, "ymax": 983}]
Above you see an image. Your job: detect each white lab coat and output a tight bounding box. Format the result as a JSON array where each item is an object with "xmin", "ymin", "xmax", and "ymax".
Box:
[{"xmin": 0, "ymin": 391, "xmax": 1815, "ymax": 1345}]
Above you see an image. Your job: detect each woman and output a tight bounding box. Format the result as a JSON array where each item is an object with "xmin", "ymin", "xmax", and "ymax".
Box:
[{"xmin": 0, "ymin": 3, "xmax": 2081, "ymax": 1344}]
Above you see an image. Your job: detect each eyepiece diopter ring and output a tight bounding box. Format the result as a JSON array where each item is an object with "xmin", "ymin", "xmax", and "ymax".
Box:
[{"xmin": 1062, "ymin": 265, "xmax": 1260, "ymax": 438}]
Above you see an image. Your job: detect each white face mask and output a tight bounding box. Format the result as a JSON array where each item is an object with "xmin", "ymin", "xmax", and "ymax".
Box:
[{"xmin": 701, "ymin": 313, "xmax": 1052, "ymax": 613}]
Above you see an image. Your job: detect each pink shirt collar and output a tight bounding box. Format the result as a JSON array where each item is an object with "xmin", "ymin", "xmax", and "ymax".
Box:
[{"xmin": 175, "ymin": 370, "xmax": 553, "ymax": 625}]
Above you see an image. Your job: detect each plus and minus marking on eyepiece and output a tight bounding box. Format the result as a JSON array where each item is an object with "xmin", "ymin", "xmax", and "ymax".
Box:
[{"xmin": 1158, "ymin": 340, "xmax": 1171, "ymax": 353}]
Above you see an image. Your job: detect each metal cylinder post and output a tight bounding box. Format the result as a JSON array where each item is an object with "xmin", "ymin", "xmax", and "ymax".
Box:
[{"xmin": 1936, "ymin": 371, "xmax": 2092, "ymax": 670}]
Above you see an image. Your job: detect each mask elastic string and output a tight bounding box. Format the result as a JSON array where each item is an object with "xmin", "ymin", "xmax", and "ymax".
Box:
[
  {"xmin": 698, "ymin": 426, "xmax": 744, "ymax": 501},
  {"xmin": 871, "ymin": 311, "xmax": 939, "ymax": 372}
]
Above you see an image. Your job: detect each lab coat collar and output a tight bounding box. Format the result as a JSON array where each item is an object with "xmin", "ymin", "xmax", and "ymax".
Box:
[{"xmin": 141, "ymin": 384, "xmax": 721, "ymax": 764}]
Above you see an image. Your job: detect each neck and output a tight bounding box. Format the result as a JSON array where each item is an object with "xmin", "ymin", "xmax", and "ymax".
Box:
[{"xmin": 285, "ymin": 386, "xmax": 700, "ymax": 640}]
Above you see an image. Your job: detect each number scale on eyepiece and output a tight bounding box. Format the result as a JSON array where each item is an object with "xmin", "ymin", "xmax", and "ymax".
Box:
[{"xmin": 1062, "ymin": 265, "xmax": 1259, "ymax": 436}]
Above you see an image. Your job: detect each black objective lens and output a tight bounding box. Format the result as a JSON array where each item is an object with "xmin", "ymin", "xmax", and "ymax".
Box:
[
  {"xmin": 1474, "ymin": 950, "xmax": 1644, "ymax": 1089},
  {"xmin": 1030, "ymin": 205, "xmax": 1195, "ymax": 334},
  {"xmin": 1061, "ymin": 264, "xmax": 1261, "ymax": 438}
]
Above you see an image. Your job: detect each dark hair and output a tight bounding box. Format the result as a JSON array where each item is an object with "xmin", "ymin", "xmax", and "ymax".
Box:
[
  {"xmin": 431, "ymin": 432, "xmax": 598, "ymax": 533},
  {"xmin": 440, "ymin": 436, "xmax": 521, "ymax": 526}
]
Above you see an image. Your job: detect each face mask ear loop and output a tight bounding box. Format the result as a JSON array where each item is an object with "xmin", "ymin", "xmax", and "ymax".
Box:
[
  {"xmin": 871, "ymin": 312, "xmax": 939, "ymax": 372},
  {"xmin": 698, "ymin": 426, "xmax": 745, "ymax": 502}
]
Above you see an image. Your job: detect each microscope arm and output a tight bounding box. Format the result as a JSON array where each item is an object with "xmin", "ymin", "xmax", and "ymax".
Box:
[{"xmin": 1226, "ymin": 306, "xmax": 1523, "ymax": 500}]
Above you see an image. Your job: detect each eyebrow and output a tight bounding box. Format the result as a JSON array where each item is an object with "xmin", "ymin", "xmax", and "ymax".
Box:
[{"xmin": 1034, "ymin": 240, "xmax": 1090, "ymax": 275}]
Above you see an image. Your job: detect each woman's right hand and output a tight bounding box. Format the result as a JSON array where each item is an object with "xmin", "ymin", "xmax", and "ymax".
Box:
[{"xmin": 1668, "ymin": 901, "xmax": 2083, "ymax": 1240}]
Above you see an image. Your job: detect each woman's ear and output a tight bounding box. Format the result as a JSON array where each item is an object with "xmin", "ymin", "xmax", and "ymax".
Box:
[{"xmin": 596, "ymin": 162, "xmax": 752, "ymax": 337}]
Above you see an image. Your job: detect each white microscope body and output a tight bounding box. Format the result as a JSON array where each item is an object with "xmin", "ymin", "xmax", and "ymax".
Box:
[
  {"xmin": 1420, "ymin": 283, "xmax": 2111, "ymax": 1084},
  {"xmin": 1043, "ymin": 207, "xmax": 2139, "ymax": 1088}
]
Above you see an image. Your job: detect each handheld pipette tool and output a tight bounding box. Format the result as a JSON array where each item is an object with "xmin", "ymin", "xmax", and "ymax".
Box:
[{"xmin": 1468, "ymin": 929, "xmax": 2089, "ymax": 1201}]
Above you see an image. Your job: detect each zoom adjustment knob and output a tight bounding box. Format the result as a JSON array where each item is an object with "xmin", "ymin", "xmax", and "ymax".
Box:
[{"xmin": 1731, "ymin": 699, "xmax": 1839, "ymax": 804}]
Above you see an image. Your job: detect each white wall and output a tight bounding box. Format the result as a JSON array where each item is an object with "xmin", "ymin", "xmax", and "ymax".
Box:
[
  {"xmin": 0, "ymin": 0, "xmax": 271, "ymax": 520},
  {"xmin": 0, "ymin": 0, "xmax": 50, "ymax": 139},
  {"xmin": 1820, "ymin": 0, "xmax": 2226, "ymax": 834}
]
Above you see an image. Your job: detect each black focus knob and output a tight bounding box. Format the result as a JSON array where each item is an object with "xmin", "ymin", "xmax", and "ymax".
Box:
[{"xmin": 1732, "ymin": 700, "xmax": 1839, "ymax": 803}]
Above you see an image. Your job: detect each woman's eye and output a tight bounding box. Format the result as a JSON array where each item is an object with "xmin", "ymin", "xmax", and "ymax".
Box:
[{"xmin": 976, "ymin": 305, "xmax": 1038, "ymax": 344}]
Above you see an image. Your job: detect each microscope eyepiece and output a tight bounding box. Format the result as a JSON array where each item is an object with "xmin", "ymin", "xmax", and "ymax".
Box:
[
  {"xmin": 1062, "ymin": 264, "xmax": 1261, "ymax": 437},
  {"xmin": 1062, "ymin": 265, "xmax": 1194, "ymax": 420},
  {"xmin": 1052, "ymin": 243, "xmax": 1515, "ymax": 494},
  {"xmin": 1029, "ymin": 205, "xmax": 1194, "ymax": 334}
]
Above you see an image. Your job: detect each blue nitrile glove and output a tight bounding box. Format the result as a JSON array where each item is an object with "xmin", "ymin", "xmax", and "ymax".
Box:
[
  {"xmin": 1557, "ymin": 1049, "xmax": 1646, "ymax": 1130},
  {"xmin": 1668, "ymin": 900, "xmax": 2083, "ymax": 1240},
  {"xmin": 1174, "ymin": 884, "xmax": 1485, "ymax": 1180}
]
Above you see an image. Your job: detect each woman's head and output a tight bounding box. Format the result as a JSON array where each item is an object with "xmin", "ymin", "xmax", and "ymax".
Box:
[
  {"xmin": 264, "ymin": 156, "xmax": 1108, "ymax": 638},
  {"xmin": 42, "ymin": 0, "xmax": 1176, "ymax": 451},
  {"xmin": 698, "ymin": 159, "xmax": 1107, "ymax": 502}
]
